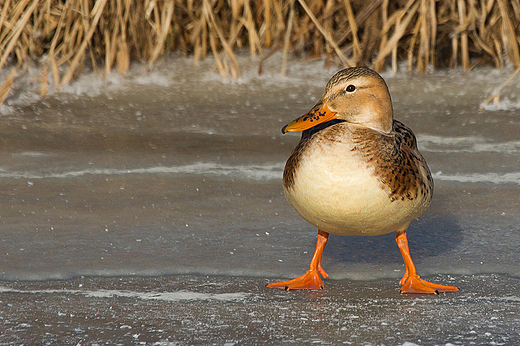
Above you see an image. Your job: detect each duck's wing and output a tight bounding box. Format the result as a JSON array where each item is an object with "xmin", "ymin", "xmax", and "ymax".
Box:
[
  {"xmin": 393, "ymin": 120, "xmax": 419, "ymax": 151},
  {"xmin": 350, "ymin": 120, "xmax": 433, "ymax": 203}
]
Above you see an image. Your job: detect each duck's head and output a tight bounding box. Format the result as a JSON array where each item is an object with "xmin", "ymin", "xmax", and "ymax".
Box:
[{"xmin": 282, "ymin": 67, "xmax": 393, "ymax": 134}]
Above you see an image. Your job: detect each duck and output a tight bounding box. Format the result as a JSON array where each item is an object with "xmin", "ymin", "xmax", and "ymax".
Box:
[{"xmin": 266, "ymin": 66, "xmax": 459, "ymax": 294}]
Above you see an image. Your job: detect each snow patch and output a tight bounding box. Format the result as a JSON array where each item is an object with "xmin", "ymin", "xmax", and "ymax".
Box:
[
  {"xmin": 418, "ymin": 135, "xmax": 520, "ymax": 154},
  {"xmin": 433, "ymin": 172, "xmax": 520, "ymax": 185},
  {"xmin": 0, "ymin": 162, "xmax": 283, "ymax": 181},
  {"xmin": 0, "ymin": 286, "xmax": 249, "ymax": 302},
  {"xmin": 480, "ymin": 97, "xmax": 520, "ymax": 111}
]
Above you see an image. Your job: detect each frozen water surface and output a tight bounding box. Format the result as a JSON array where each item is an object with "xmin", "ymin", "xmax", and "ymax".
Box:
[
  {"xmin": 0, "ymin": 275, "xmax": 518, "ymax": 344},
  {"xmin": 0, "ymin": 55, "xmax": 519, "ymax": 344}
]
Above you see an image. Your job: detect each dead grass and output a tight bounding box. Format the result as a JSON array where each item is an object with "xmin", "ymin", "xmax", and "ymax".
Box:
[{"xmin": 1, "ymin": 0, "xmax": 520, "ymax": 94}]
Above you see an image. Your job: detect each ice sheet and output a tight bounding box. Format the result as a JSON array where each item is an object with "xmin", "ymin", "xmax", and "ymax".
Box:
[
  {"xmin": 0, "ymin": 54, "xmax": 519, "ymax": 343},
  {"xmin": 0, "ymin": 275, "xmax": 518, "ymax": 344}
]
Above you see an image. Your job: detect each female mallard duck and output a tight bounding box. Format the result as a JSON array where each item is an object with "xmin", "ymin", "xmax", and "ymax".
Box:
[{"xmin": 266, "ymin": 67, "xmax": 459, "ymax": 294}]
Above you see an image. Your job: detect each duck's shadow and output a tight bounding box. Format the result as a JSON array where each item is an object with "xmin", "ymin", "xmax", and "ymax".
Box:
[{"xmin": 324, "ymin": 214, "xmax": 463, "ymax": 264}]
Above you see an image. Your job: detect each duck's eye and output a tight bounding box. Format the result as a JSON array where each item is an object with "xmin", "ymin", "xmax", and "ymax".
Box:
[{"xmin": 346, "ymin": 85, "xmax": 356, "ymax": 92}]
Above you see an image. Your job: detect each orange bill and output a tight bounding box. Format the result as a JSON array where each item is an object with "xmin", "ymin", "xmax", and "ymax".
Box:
[{"xmin": 282, "ymin": 99, "xmax": 337, "ymax": 134}]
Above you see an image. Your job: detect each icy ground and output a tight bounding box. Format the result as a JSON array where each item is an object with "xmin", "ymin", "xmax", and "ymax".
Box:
[
  {"xmin": 0, "ymin": 54, "xmax": 519, "ymax": 344},
  {"xmin": 0, "ymin": 275, "xmax": 518, "ymax": 344}
]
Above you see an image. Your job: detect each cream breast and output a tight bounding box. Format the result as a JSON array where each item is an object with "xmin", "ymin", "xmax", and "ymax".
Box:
[{"xmin": 283, "ymin": 122, "xmax": 429, "ymax": 236}]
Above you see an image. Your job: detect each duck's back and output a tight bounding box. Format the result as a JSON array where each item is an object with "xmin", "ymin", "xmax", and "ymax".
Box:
[{"xmin": 283, "ymin": 120, "xmax": 433, "ymax": 236}]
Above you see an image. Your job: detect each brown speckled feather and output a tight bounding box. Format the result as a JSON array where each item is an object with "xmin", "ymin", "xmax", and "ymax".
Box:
[
  {"xmin": 349, "ymin": 120, "xmax": 433, "ymax": 202},
  {"xmin": 283, "ymin": 128, "xmax": 312, "ymax": 189}
]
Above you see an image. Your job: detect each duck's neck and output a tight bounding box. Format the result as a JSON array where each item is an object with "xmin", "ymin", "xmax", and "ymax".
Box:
[{"xmin": 363, "ymin": 90, "xmax": 393, "ymax": 133}]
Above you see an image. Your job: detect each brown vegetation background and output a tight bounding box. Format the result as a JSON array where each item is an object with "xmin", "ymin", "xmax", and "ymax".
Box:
[{"xmin": 1, "ymin": 0, "xmax": 520, "ymax": 92}]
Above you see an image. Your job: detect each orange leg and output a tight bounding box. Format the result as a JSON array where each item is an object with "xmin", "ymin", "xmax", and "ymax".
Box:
[
  {"xmin": 396, "ymin": 224, "xmax": 459, "ymax": 294},
  {"xmin": 266, "ymin": 230, "xmax": 329, "ymax": 290}
]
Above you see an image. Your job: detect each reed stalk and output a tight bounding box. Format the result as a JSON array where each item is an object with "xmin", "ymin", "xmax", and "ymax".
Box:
[{"xmin": 0, "ymin": 0, "xmax": 519, "ymax": 93}]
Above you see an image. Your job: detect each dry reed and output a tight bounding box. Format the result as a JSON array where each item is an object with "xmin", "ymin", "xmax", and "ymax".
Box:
[{"xmin": 1, "ymin": 0, "xmax": 520, "ymax": 96}]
